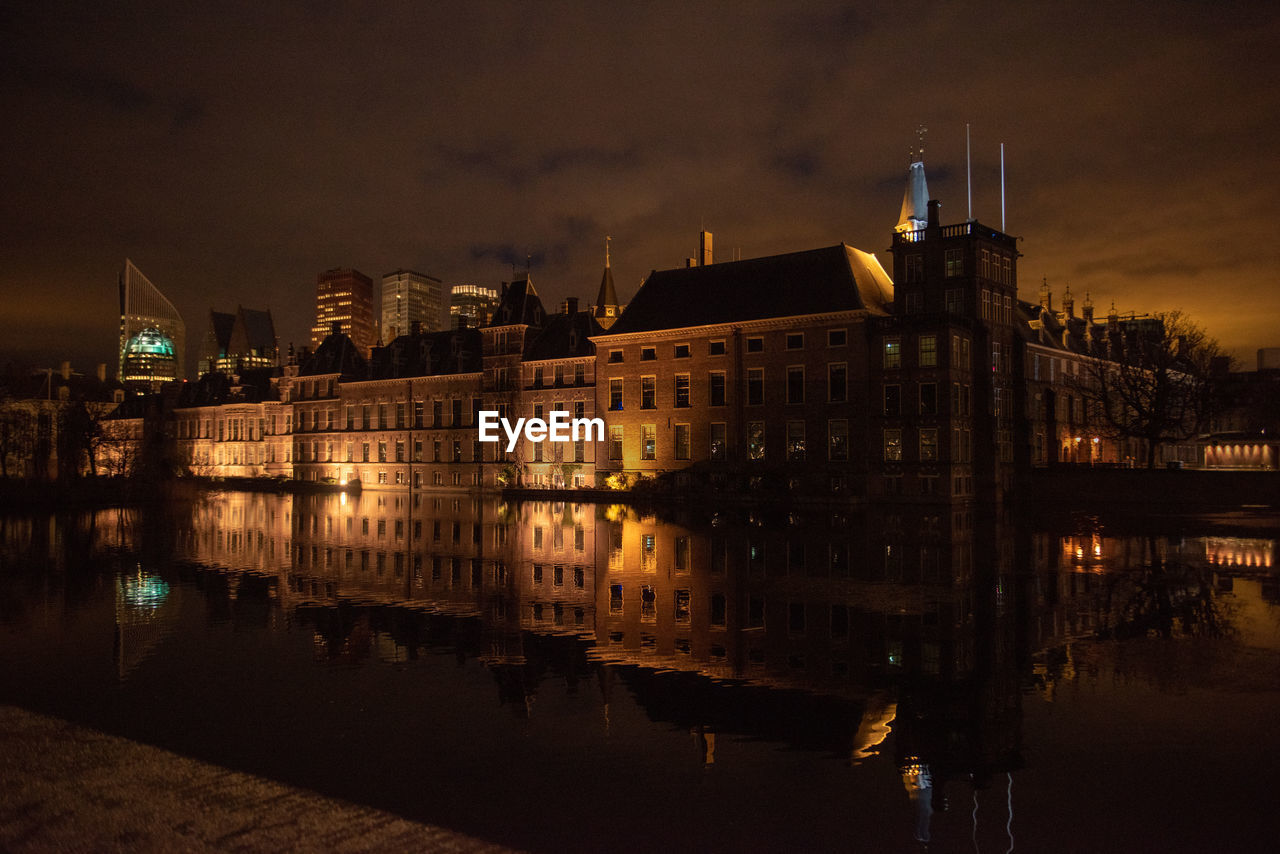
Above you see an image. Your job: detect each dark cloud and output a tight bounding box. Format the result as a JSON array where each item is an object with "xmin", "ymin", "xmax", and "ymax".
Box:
[
  {"xmin": 3, "ymin": 0, "xmax": 1280, "ymax": 372},
  {"xmin": 770, "ymin": 150, "xmax": 822, "ymax": 180}
]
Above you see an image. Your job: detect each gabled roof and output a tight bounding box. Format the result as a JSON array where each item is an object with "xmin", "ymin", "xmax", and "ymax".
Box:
[
  {"xmin": 604, "ymin": 244, "xmax": 893, "ymax": 336},
  {"xmin": 526, "ymin": 310, "xmax": 604, "ymax": 362},
  {"xmin": 300, "ymin": 331, "xmax": 367, "ymax": 379},
  {"xmin": 487, "ymin": 274, "xmax": 547, "ymax": 328},
  {"xmin": 370, "ymin": 328, "xmax": 483, "ymax": 379}
]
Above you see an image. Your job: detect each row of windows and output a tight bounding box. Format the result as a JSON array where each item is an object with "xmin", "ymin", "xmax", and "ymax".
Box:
[
  {"xmin": 882, "ymin": 334, "xmax": 939, "ymax": 369},
  {"xmin": 607, "ymin": 419, "xmax": 852, "ymax": 463},
  {"xmin": 608, "ymin": 364, "xmax": 850, "ymax": 410},
  {"xmin": 981, "ymin": 289, "xmax": 1014, "ymax": 325},
  {"xmin": 607, "ymin": 330, "xmax": 849, "ymax": 364},
  {"xmin": 528, "ymin": 363, "xmax": 587, "ymax": 387},
  {"xmin": 177, "ymin": 415, "xmax": 288, "ymax": 440},
  {"xmin": 901, "ymin": 247, "xmax": 1013, "ymax": 286}
]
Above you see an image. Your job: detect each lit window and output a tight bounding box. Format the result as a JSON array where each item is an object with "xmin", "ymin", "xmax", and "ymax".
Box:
[
  {"xmin": 883, "ymin": 429, "xmax": 902, "ymax": 461},
  {"xmin": 884, "ymin": 338, "xmax": 901, "ymax": 369},
  {"xmin": 828, "ymin": 419, "xmax": 849, "ymax": 461},
  {"xmin": 786, "ymin": 421, "xmax": 805, "ymax": 462},
  {"xmin": 747, "ymin": 422, "xmax": 765, "ymax": 460},
  {"xmin": 919, "ymin": 334, "xmax": 937, "ymax": 367}
]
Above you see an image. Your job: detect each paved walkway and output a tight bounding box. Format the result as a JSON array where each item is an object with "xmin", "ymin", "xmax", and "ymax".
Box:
[{"xmin": 0, "ymin": 705, "xmax": 518, "ymax": 853}]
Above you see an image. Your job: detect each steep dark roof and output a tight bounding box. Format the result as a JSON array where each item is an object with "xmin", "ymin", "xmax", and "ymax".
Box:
[
  {"xmin": 606, "ymin": 244, "xmax": 893, "ymax": 335},
  {"xmin": 300, "ymin": 331, "xmax": 367, "ymax": 380},
  {"xmin": 207, "ymin": 311, "xmax": 237, "ymax": 353},
  {"xmin": 525, "ymin": 310, "xmax": 603, "ymax": 361},
  {"xmin": 177, "ymin": 367, "xmax": 279, "ymax": 406},
  {"xmin": 370, "ymin": 328, "xmax": 483, "ymax": 379},
  {"xmin": 595, "ymin": 264, "xmax": 618, "ymax": 313},
  {"xmin": 237, "ymin": 308, "xmax": 277, "ymax": 353},
  {"xmin": 487, "ymin": 274, "xmax": 547, "ymax": 328}
]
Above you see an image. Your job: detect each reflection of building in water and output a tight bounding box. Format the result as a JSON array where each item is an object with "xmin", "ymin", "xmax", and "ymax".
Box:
[
  {"xmin": 1203, "ymin": 536, "xmax": 1275, "ymax": 569},
  {"xmin": 174, "ymin": 493, "xmax": 1022, "ymax": 775},
  {"xmin": 115, "ymin": 567, "xmax": 181, "ymax": 679}
]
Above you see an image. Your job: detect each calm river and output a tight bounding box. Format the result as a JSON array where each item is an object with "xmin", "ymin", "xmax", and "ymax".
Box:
[{"xmin": 2, "ymin": 491, "xmax": 1278, "ymax": 852}]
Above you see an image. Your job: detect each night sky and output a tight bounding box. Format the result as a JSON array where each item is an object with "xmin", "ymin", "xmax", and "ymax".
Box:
[{"xmin": 4, "ymin": 1, "xmax": 1277, "ymax": 375}]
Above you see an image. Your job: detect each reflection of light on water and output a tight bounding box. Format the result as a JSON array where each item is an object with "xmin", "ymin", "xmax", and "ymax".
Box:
[
  {"xmin": 120, "ymin": 570, "xmax": 170, "ymax": 611},
  {"xmin": 115, "ymin": 567, "xmax": 177, "ymax": 680},
  {"xmin": 1202, "ymin": 537, "xmax": 1275, "ymax": 569}
]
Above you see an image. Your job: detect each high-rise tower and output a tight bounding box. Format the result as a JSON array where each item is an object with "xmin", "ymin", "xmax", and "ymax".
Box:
[
  {"xmin": 381, "ymin": 269, "xmax": 446, "ymax": 341},
  {"xmin": 311, "ymin": 268, "xmax": 375, "ymax": 355},
  {"xmin": 118, "ymin": 258, "xmax": 185, "ymax": 381}
]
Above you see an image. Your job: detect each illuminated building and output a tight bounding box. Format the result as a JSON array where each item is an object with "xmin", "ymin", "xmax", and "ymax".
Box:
[
  {"xmin": 1198, "ymin": 351, "xmax": 1280, "ymax": 470},
  {"xmin": 198, "ymin": 306, "xmax": 279, "ymax": 377},
  {"xmin": 381, "ymin": 269, "xmax": 446, "ymax": 341},
  {"xmin": 171, "ymin": 368, "xmax": 293, "ymax": 478},
  {"xmin": 310, "ymin": 268, "xmax": 375, "ymax": 355},
  {"xmin": 592, "ymin": 241, "xmax": 894, "ymax": 495},
  {"xmin": 118, "ymin": 258, "xmax": 185, "ymax": 381},
  {"xmin": 517, "ymin": 296, "xmax": 603, "ymax": 488},
  {"xmin": 884, "ymin": 198, "xmax": 1022, "ymax": 500},
  {"xmin": 120, "ymin": 327, "xmax": 179, "ymax": 389},
  {"xmin": 449, "ymin": 283, "xmax": 500, "ymax": 329}
]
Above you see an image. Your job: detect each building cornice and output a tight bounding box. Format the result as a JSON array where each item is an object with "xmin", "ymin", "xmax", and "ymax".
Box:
[{"xmin": 590, "ymin": 309, "xmax": 874, "ymax": 344}]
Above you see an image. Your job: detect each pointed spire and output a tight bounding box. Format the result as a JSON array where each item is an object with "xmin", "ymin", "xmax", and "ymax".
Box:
[
  {"xmin": 895, "ymin": 126, "xmax": 930, "ymax": 233},
  {"xmin": 594, "ymin": 235, "xmax": 620, "ymax": 330}
]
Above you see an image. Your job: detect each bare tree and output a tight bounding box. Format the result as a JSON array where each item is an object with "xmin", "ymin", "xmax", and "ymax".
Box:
[
  {"xmin": 0, "ymin": 405, "xmax": 35, "ymax": 478},
  {"xmin": 1072, "ymin": 311, "xmax": 1224, "ymax": 468}
]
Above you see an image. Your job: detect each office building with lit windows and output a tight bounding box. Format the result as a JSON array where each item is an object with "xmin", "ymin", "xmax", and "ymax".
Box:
[
  {"xmin": 381, "ymin": 269, "xmax": 446, "ymax": 341},
  {"xmin": 310, "ymin": 267, "xmax": 375, "ymax": 355},
  {"xmin": 118, "ymin": 258, "xmax": 186, "ymax": 381}
]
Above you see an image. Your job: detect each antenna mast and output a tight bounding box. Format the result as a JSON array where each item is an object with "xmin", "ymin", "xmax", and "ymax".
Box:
[
  {"xmin": 966, "ymin": 123, "xmax": 973, "ymax": 221},
  {"xmin": 1000, "ymin": 143, "xmax": 1006, "ymax": 232}
]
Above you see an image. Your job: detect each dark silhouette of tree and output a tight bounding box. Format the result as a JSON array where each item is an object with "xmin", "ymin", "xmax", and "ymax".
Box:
[{"xmin": 1071, "ymin": 311, "xmax": 1225, "ymax": 468}]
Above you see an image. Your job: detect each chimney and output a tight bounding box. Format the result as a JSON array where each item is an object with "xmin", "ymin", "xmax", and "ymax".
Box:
[
  {"xmin": 1061, "ymin": 287, "xmax": 1074, "ymax": 318},
  {"xmin": 562, "ymin": 297, "xmax": 579, "ymax": 315},
  {"xmin": 1082, "ymin": 292, "xmax": 1094, "ymax": 324},
  {"xmin": 96, "ymin": 363, "xmax": 106, "ymax": 382},
  {"xmin": 60, "ymin": 361, "xmax": 72, "ymax": 380},
  {"xmin": 699, "ymin": 230, "xmax": 713, "ymax": 266},
  {"xmin": 410, "ymin": 320, "xmax": 422, "ymax": 336},
  {"xmin": 330, "ymin": 321, "xmax": 341, "ymax": 336},
  {"xmin": 1039, "ymin": 278, "xmax": 1052, "ymax": 311},
  {"xmin": 926, "ymin": 199, "xmax": 941, "ymax": 229}
]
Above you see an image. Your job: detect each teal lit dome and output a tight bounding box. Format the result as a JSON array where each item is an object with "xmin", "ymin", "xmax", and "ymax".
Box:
[
  {"xmin": 126, "ymin": 328, "xmax": 176, "ymax": 358},
  {"xmin": 122, "ymin": 326, "xmax": 178, "ymax": 384}
]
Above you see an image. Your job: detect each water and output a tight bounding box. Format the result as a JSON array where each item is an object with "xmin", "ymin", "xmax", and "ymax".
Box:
[{"xmin": 2, "ymin": 491, "xmax": 1278, "ymax": 852}]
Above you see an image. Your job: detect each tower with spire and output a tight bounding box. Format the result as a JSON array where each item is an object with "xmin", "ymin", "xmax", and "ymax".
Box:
[
  {"xmin": 593, "ymin": 236, "xmax": 621, "ymax": 330},
  {"xmin": 895, "ymin": 125, "xmax": 931, "ymax": 233}
]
